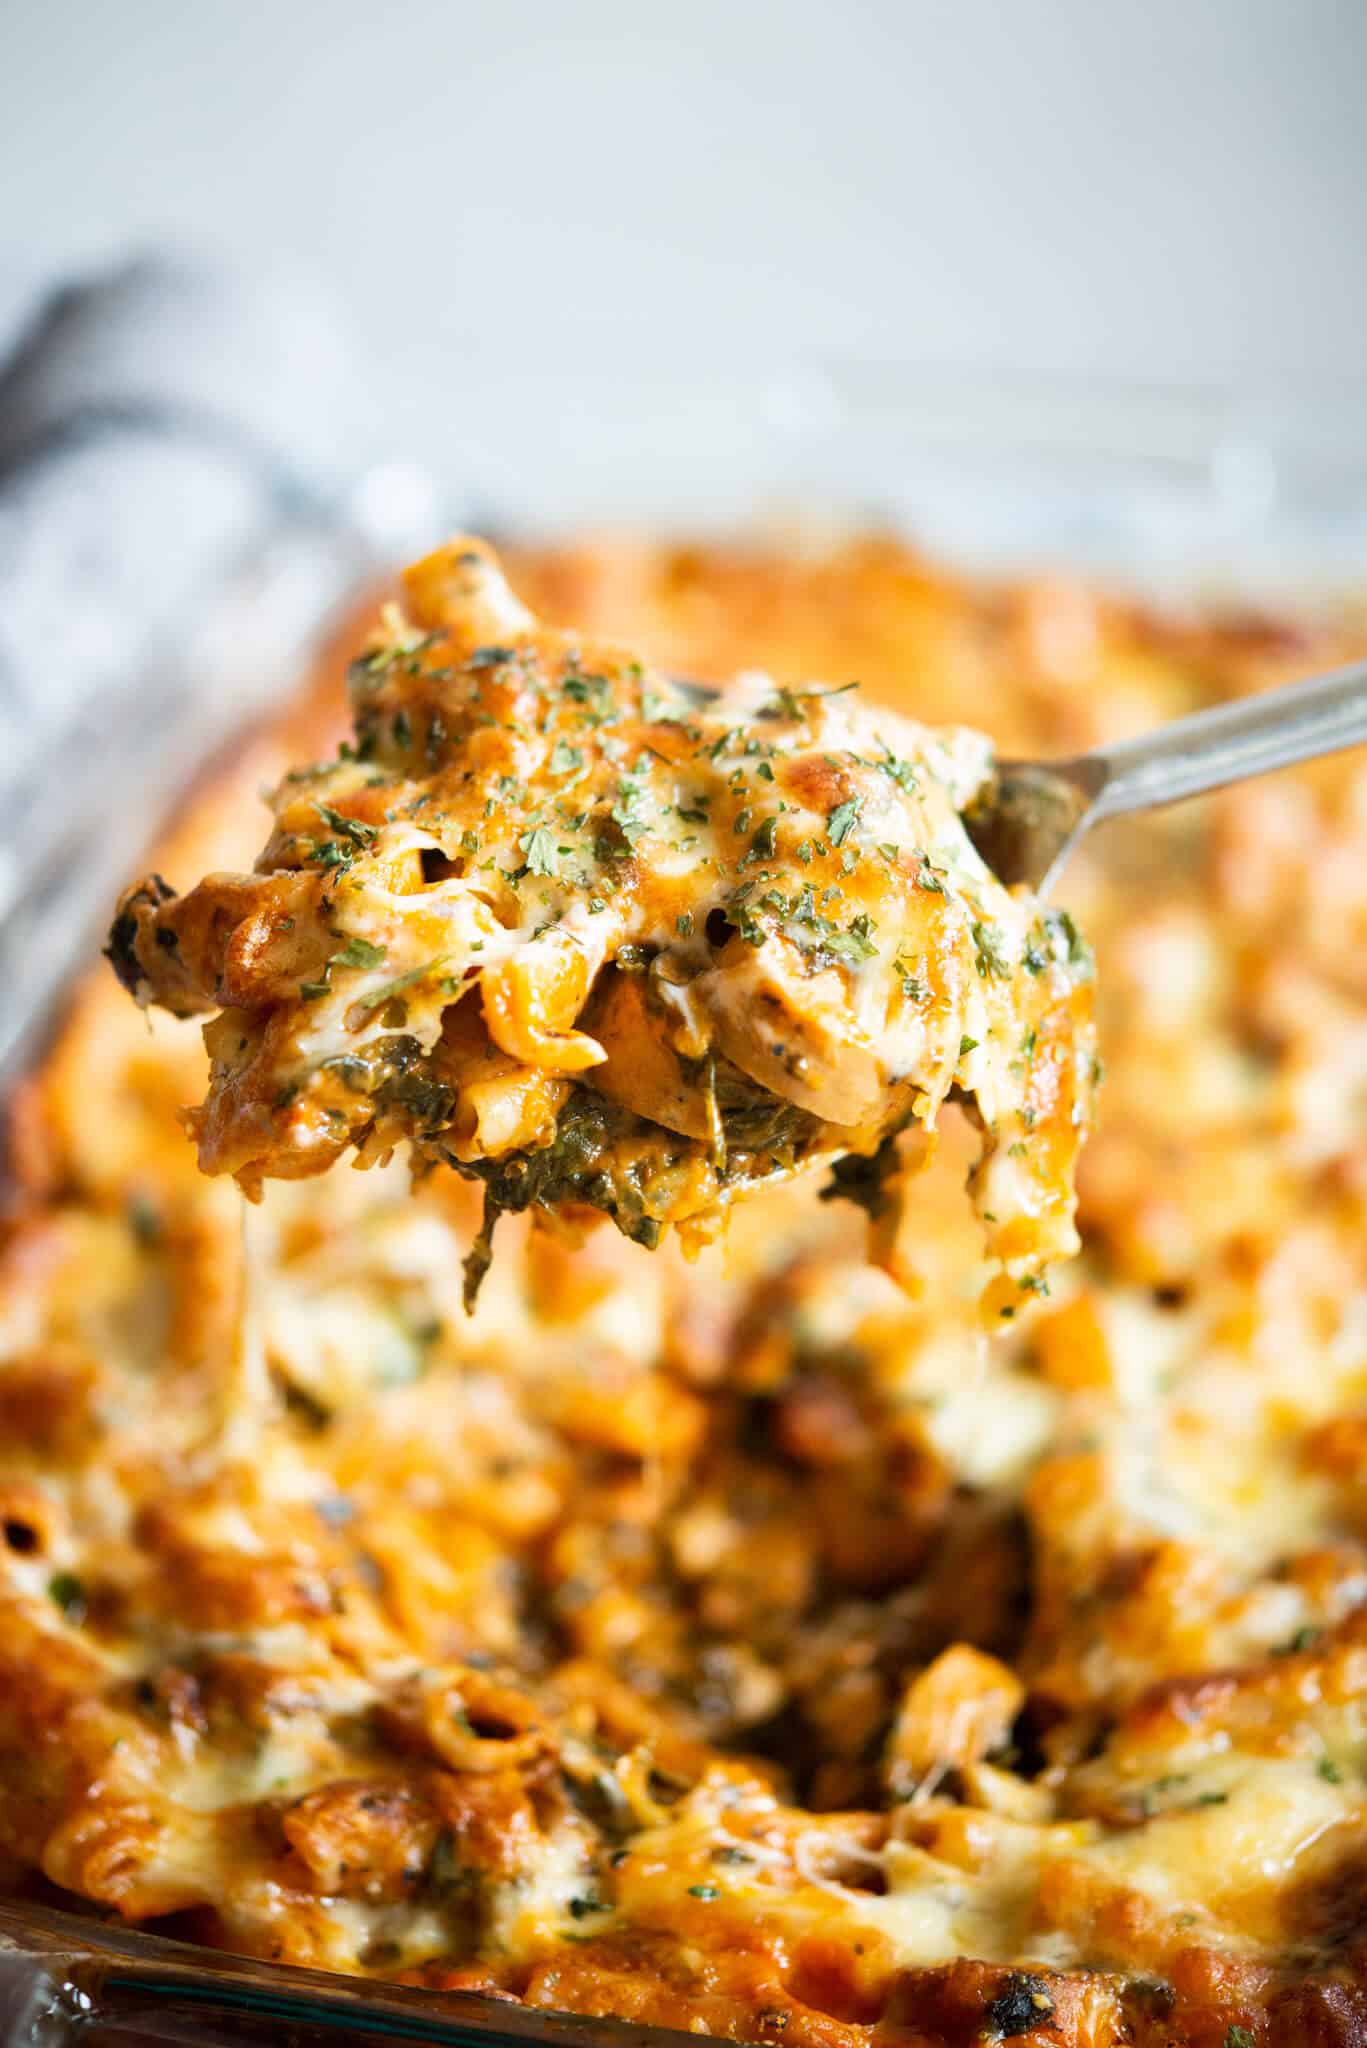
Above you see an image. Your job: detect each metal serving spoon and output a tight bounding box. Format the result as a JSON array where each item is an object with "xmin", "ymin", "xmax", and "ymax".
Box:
[
  {"xmin": 678, "ymin": 660, "xmax": 1367, "ymax": 895},
  {"xmin": 964, "ymin": 657, "xmax": 1367, "ymax": 893}
]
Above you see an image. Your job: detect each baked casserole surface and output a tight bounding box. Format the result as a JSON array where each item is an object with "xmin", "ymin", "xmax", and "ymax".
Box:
[{"xmin": 4, "ymin": 535, "xmax": 1367, "ymax": 2047}]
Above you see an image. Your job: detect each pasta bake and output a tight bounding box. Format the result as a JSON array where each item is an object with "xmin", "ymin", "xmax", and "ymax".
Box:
[
  {"xmin": 107, "ymin": 538, "xmax": 1096, "ymax": 1312},
  {"xmin": 4, "ymin": 534, "xmax": 1367, "ymax": 2048}
]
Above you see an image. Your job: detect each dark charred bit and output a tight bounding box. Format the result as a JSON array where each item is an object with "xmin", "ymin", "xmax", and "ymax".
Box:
[
  {"xmin": 104, "ymin": 875, "xmax": 178, "ymax": 996},
  {"xmin": 984, "ymin": 1971, "xmax": 1056, "ymax": 2036}
]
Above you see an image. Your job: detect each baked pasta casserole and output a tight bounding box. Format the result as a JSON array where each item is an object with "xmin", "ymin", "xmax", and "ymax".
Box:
[
  {"xmin": 4, "ymin": 534, "xmax": 1367, "ymax": 2047},
  {"xmin": 107, "ymin": 538, "xmax": 1096, "ymax": 1316}
]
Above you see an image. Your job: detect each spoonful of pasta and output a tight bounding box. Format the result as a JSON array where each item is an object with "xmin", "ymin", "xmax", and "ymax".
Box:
[{"xmin": 106, "ymin": 537, "xmax": 1103, "ymax": 1316}]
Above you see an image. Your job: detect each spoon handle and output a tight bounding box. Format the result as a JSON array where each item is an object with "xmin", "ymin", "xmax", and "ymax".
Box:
[{"xmin": 1090, "ymin": 658, "xmax": 1367, "ymax": 821}]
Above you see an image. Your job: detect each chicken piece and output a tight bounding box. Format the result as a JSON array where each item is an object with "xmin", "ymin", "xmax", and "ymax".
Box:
[{"xmin": 108, "ymin": 538, "xmax": 1097, "ymax": 1307}]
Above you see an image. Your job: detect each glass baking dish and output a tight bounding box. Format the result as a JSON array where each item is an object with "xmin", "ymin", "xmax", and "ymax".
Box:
[
  {"xmin": 0, "ymin": 1897, "xmax": 705, "ymax": 2048},
  {"xmin": 4, "ymin": 361, "xmax": 1367, "ymax": 2046}
]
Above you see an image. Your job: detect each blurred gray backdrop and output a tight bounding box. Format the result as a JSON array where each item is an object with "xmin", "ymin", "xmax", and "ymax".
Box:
[{"xmin": 2, "ymin": 0, "xmax": 1365, "ymax": 518}]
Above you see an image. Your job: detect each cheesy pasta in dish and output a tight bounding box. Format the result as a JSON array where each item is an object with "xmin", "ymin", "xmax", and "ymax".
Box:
[
  {"xmin": 107, "ymin": 538, "xmax": 1096, "ymax": 1312},
  {"xmin": 5, "ymin": 534, "xmax": 1367, "ymax": 2048}
]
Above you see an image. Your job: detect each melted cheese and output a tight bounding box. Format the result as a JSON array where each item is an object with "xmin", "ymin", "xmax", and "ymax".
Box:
[
  {"xmin": 6, "ymin": 533, "xmax": 1367, "ymax": 2048},
  {"xmin": 110, "ymin": 536, "xmax": 1097, "ymax": 1312}
]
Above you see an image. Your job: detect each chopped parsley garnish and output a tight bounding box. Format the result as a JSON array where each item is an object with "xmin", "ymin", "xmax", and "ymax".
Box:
[
  {"xmin": 549, "ymin": 739, "xmax": 585, "ymax": 776},
  {"xmin": 960, "ymin": 1035, "xmax": 979, "ymax": 1055},
  {"xmin": 972, "ymin": 919, "xmax": 1011, "ymax": 979},
  {"xmin": 876, "ymin": 741, "xmax": 918, "ymax": 793},
  {"xmin": 1025, "ymin": 908, "xmax": 1094, "ymax": 978},
  {"xmin": 330, "ymin": 936, "xmax": 387, "ymax": 971},
  {"xmin": 611, "ymin": 762, "xmax": 653, "ymax": 844},
  {"xmin": 823, "ymin": 913, "xmax": 878, "ymax": 966},
  {"xmin": 358, "ymin": 626, "xmax": 436, "ymax": 678},
  {"xmin": 562, "ymin": 672, "xmax": 615, "ymax": 722},
  {"xmin": 687, "ymin": 1883, "xmax": 720, "ymax": 1900},
  {"xmin": 761, "ymin": 680, "xmax": 860, "ymax": 720},
  {"xmin": 1047, "ymin": 907, "xmax": 1094, "ymax": 975},
  {"xmin": 309, "ymin": 838, "xmax": 352, "ymax": 871},
  {"xmin": 48, "ymin": 1571, "xmax": 86, "ymax": 1618},
  {"xmin": 316, "ymin": 804, "xmax": 378, "ymax": 848},
  {"xmin": 519, "ymin": 825, "xmax": 561, "ymax": 878},
  {"xmin": 747, "ymin": 816, "xmax": 778, "ymax": 862},
  {"xmin": 1275, "ymin": 1624, "xmax": 1322, "ymax": 1656},
  {"xmin": 356, "ymin": 958, "xmax": 449, "ymax": 1011},
  {"xmin": 825, "ymin": 796, "xmax": 862, "ymax": 846}
]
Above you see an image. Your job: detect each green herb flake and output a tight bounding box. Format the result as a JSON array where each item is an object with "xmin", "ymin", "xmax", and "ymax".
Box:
[
  {"xmin": 747, "ymin": 816, "xmax": 778, "ymax": 862},
  {"xmin": 611, "ymin": 762, "xmax": 653, "ymax": 845},
  {"xmin": 687, "ymin": 1883, "xmax": 721, "ymax": 1901},
  {"xmin": 519, "ymin": 825, "xmax": 561, "ymax": 878},
  {"xmin": 49, "ymin": 1571, "xmax": 86, "ymax": 1618},
  {"xmin": 676, "ymin": 912, "xmax": 695, "ymax": 937},
  {"xmin": 972, "ymin": 919, "xmax": 1011, "ymax": 980},
  {"xmin": 761, "ymin": 684, "xmax": 807, "ymax": 721},
  {"xmin": 316, "ymin": 804, "xmax": 378, "ymax": 849},
  {"xmin": 330, "ymin": 937, "xmax": 387, "ymax": 971},
  {"xmin": 960, "ymin": 1034, "xmax": 980, "ymax": 1056},
  {"xmin": 826, "ymin": 796, "xmax": 862, "ymax": 847},
  {"xmin": 1047, "ymin": 907, "xmax": 1095, "ymax": 976},
  {"xmin": 877, "ymin": 743, "xmax": 918, "ymax": 793},
  {"xmin": 356, "ymin": 958, "xmax": 449, "ymax": 1012},
  {"xmin": 309, "ymin": 838, "xmax": 352, "ymax": 872}
]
